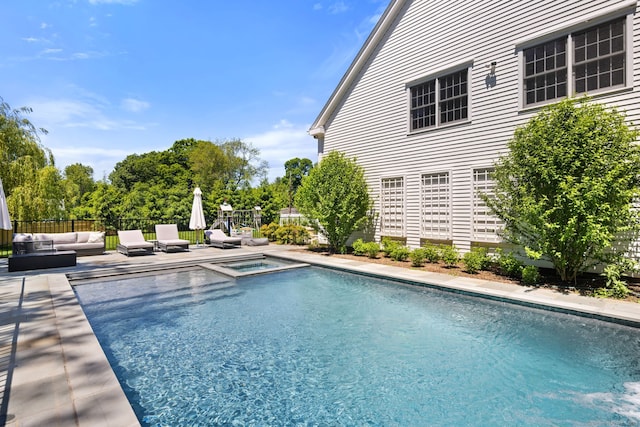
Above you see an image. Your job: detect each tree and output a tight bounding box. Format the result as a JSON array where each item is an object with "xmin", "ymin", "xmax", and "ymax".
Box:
[
  {"xmin": 295, "ymin": 151, "xmax": 370, "ymax": 253},
  {"xmin": 64, "ymin": 163, "xmax": 96, "ymax": 216},
  {"xmin": 284, "ymin": 157, "xmax": 312, "ymax": 211},
  {"xmin": 188, "ymin": 140, "xmax": 227, "ymax": 190},
  {"xmin": 219, "ymin": 138, "xmax": 268, "ymax": 188},
  {"xmin": 483, "ymin": 98, "xmax": 640, "ymax": 283},
  {"xmin": 0, "ymin": 97, "xmax": 51, "ymax": 191}
]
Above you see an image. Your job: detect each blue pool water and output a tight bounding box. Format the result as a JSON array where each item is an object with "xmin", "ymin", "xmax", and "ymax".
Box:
[
  {"xmin": 224, "ymin": 260, "xmax": 285, "ymax": 272},
  {"xmin": 74, "ymin": 267, "xmax": 640, "ymax": 426}
]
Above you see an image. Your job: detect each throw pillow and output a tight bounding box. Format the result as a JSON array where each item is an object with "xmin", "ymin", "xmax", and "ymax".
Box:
[{"xmin": 88, "ymin": 232, "xmax": 104, "ymax": 243}]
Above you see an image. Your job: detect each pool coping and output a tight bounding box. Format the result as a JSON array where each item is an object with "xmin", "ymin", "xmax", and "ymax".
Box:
[{"xmin": 1, "ymin": 245, "xmax": 639, "ymax": 426}]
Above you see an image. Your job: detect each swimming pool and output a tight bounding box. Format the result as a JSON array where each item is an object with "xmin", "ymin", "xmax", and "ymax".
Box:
[{"xmin": 74, "ymin": 266, "xmax": 640, "ymax": 426}]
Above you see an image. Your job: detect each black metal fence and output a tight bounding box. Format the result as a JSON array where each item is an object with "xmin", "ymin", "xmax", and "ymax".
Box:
[{"xmin": 0, "ymin": 218, "xmax": 210, "ymax": 258}]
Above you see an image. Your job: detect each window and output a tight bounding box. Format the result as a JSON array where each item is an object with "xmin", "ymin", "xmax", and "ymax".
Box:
[
  {"xmin": 421, "ymin": 172, "xmax": 450, "ymax": 239},
  {"xmin": 380, "ymin": 177, "xmax": 404, "ymax": 236},
  {"xmin": 440, "ymin": 70, "xmax": 468, "ymax": 124},
  {"xmin": 472, "ymin": 168, "xmax": 502, "ymax": 242},
  {"xmin": 410, "ymin": 69, "xmax": 468, "ymax": 131},
  {"xmin": 523, "ymin": 16, "xmax": 627, "ymax": 107},
  {"xmin": 574, "ymin": 18, "xmax": 625, "ymax": 93},
  {"xmin": 524, "ymin": 38, "xmax": 567, "ymax": 105}
]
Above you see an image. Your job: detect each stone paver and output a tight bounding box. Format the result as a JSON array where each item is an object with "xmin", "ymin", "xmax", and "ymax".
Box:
[{"xmin": 0, "ymin": 245, "xmax": 638, "ymax": 426}]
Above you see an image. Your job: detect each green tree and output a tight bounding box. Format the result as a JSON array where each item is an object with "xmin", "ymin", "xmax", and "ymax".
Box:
[
  {"xmin": 188, "ymin": 140, "xmax": 227, "ymax": 191},
  {"xmin": 295, "ymin": 151, "xmax": 370, "ymax": 253},
  {"xmin": 219, "ymin": 138, "xmax": 268, "ymax": 188},
  {"xmin": 63, "ymin": 163, "xmax": 96, "ymax": 216},
  {"xmin": 0, "ymin": 97, "xmax": 51, "ymax": 190},
  {"xmin": 0, "ymin": 97, "xmax": 68, "ymax": 220},
  {"xmin": 284, "ymin": 157, "xmax": 312, "ymax": 210},
  {"xmin": 483, "ymin": 98, "xmax": 640, "ymax": 283}
]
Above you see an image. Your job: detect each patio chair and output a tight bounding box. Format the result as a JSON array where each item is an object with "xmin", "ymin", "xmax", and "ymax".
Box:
[
  {"xmin": 117, "ymin": 230, "xmax": 154, "ymax": 256},
  {"xmin": 205, "ymin": 229, "xmax": 242, "ymax": 249},
  {"xmin": 155, "ymin": 224, "xmax": 190, "ymax": 252}
]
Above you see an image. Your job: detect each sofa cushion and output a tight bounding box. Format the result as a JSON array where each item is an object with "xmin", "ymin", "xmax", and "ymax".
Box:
[
  {"xmin": 87, "ymin": 232, "xmax": 105, "ymax": 243},
  {"xmin": 35, "ymin": 232, "xmax": 77, "ymax": 245},
  {"xmin": 55, "ymin": 242, "xmax": 104, "ymax": 251},
  {"xmin": 76, "ymin": 232, "xmax": 91, "ymax": 243}
]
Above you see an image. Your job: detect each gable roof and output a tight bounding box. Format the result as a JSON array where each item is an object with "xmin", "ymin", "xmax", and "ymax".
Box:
[{"xmin": 308, "ymin": 0, "xmax": 406, "ymax": 138}]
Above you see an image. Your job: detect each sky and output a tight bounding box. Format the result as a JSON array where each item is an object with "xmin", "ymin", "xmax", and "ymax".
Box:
[{"xmin": 0, "ymin": 0, "xmax": 388, "ymax": 182}]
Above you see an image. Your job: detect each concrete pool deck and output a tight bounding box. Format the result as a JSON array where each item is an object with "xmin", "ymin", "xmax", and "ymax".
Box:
[{"xmin": 0, "ymin": 244, "xmax": 639, "ymax": 426}]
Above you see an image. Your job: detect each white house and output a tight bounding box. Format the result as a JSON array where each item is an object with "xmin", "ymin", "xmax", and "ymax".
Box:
[{"xmin": 309, "ymin": 0, "xmax": 640, "ymax": 252}]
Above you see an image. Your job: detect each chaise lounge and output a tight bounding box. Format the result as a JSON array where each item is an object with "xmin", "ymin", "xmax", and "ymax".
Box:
[
  {"xmin": 155, "ymin": 224, "xmax": 190, "ymax": 252},
  {"xmin": 117, "ymin": 230, "xmax": 154, "ymax": 256},
  {"xmin": 205, "ymin": 229, "xmax": 242, "ymax": 249}
]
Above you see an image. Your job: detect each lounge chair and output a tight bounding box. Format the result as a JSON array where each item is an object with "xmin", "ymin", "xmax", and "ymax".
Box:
[
  {"xmin": 155, "ymin": 224, "xmax": 190, "ymax": 252},
  {"xmin": 205, "ymin": 229, "xmax": 242, "ymax": 249},
  {"xmin": 117, "ymin": 230, "xmax": 154, "ymax": 256}
]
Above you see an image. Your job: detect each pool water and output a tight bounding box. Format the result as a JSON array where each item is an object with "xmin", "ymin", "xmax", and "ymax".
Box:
[
  {"xmin": 224, "ymin": 260, "xmax": 283, "ymax": 272},
  {"xmin": 74, "ymin": 267, "xmax": 640, "ymax": 426}
]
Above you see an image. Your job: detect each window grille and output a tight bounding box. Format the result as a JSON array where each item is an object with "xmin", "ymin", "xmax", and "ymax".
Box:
[
  {"xmin": 421, "ymin": 172, "xmax": 450, "ymax": 239},
  {"xmin": 472, "ymin": 168, "xmax": 502, "ymax": 242},
  {"xmin": 381, "ymin": 177, "xmax": 404, "ymax": 236}
]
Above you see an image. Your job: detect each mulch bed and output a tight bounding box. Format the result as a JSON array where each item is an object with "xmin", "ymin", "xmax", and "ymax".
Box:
[{"xmin": 299, "ymin": 247, "xmax": 640, "ymax": 303}]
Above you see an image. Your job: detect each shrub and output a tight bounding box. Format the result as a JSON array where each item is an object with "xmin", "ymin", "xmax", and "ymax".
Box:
[
  {"xmin": 260, "ymin": 222, "xmax": 281, "ymax": 242},
  {"xmin": 521, "ymin": 265, "xmax": 541, "ymax": 285},
  {"xmin": 390, "ymin": 246, "xmax": 410, "ymax": 262},
  {"xmin": 482, "ymin": 98, "xmax": 640, "ymax": 283},
  {"xmin": 410, "ymin": 248, "xmax": 426, "ymax": 267},
  {"xmin": 274, "ymin": 224, "xmax": 309, "ymax": 245},
  {"xmin": 596, "ymin": 262, "xmax": 632, "ymax": 299},
  {"xmin": 422, "ymin": 244, "xmax": 441, "ymax": 263},
  {"xmin": 295, "ymin": 151, "xmax": 371, "ymax": 253},
  {"xmin": 462, "ymin": 248, "xmax": 487, "ymax": 274},
  {"xmin": 497, "ymin": 250, "xmax": 523, "ymax": 278},
  {"xmin": 352, "ymin": 238, "xmax": 366, "ymax": 256},
  {"xmin": 363, "ymin": 242, "xmax": 381, "ymax": 259},
  {"xmin": 381, "ymin": 237, "xmax": 401, "ymax": 257},
  {"xmin": 440, "ymin": 245, "xmax": 459, "ymax": 268}
]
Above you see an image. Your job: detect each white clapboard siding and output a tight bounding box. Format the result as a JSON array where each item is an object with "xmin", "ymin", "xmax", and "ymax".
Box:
[{"xmin": 313, "ymin": 0, "xmax": 640, "ymax": 252}]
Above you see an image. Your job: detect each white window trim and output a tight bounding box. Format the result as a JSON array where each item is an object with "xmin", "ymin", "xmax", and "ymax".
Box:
[
  {"xmin": 419, "ymin": 170, "xmax": 452, "ymax": 240},
  {"xmin": 516, "ymin": 4, "xmax": 635, "ymax": 110},
  {"xmin": 406, "ymin": 59, "xmax": 474, "ymax": 134},
  {"xmin": 379, "ymin": 175, "xmax": 406, "ymax": 237}
]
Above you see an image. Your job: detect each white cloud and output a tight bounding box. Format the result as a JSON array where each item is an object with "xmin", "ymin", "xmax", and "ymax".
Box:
[
  {"xmin": 244, "ymin": 120, "xmax": 317, "ymax": 180},
  {"xmin": 40, "ymin": 22, "xmax": 50, "ymax": 30},
  {"xmin": 328, "ymin": 1, "xmax": 349, "ymax": 14},
  {"xmin": 121, "ymin": 98, "xmax": 150, "ymax": 113},
  {"xmin": 313, "ymin": 3, "xmax": 323, "ymax": 11},
  {"xmin": 41, "ymin": 48, "xmax": 63, "ymax": 55},
  {"xmin": 88, "ymin": 0, "xmax": 139, "ymax": 5},
  {"xmin": 312, "ymin": 5, "xmax": 384, "ymax": 80},
  {"xmin": 28, "ymin": 96, "xmax": 150, "ymax": 131}
]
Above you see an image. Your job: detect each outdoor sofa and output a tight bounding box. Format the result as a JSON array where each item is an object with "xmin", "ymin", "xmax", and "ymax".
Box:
[{"xmin": 12, "ymin": 231, "xmax": 105, "ymax": 256}]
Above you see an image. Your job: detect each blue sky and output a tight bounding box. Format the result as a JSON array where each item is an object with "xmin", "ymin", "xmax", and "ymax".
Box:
[{"xmin": 0, "ymin": 0, "xmax": 388, "ymax": 181}]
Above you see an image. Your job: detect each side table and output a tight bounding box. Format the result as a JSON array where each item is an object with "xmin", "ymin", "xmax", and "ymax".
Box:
[{"xmin": 8, "ymin": 251, "xmax": 77, "ymax": 272}]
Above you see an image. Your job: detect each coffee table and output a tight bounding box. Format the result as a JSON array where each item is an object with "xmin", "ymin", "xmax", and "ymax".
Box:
[{"xmin": 8, "ymin": 250, "xmax": 77, "ymax": 272}]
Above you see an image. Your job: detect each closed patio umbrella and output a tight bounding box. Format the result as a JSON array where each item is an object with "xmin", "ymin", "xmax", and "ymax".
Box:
[
  {"xmin": 189, "ymin": 187, "xmax": 206, "ymax": 246},
  {"xmin": 0, "ymin": 177, "xmax": 11, "ymax": 230}
]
